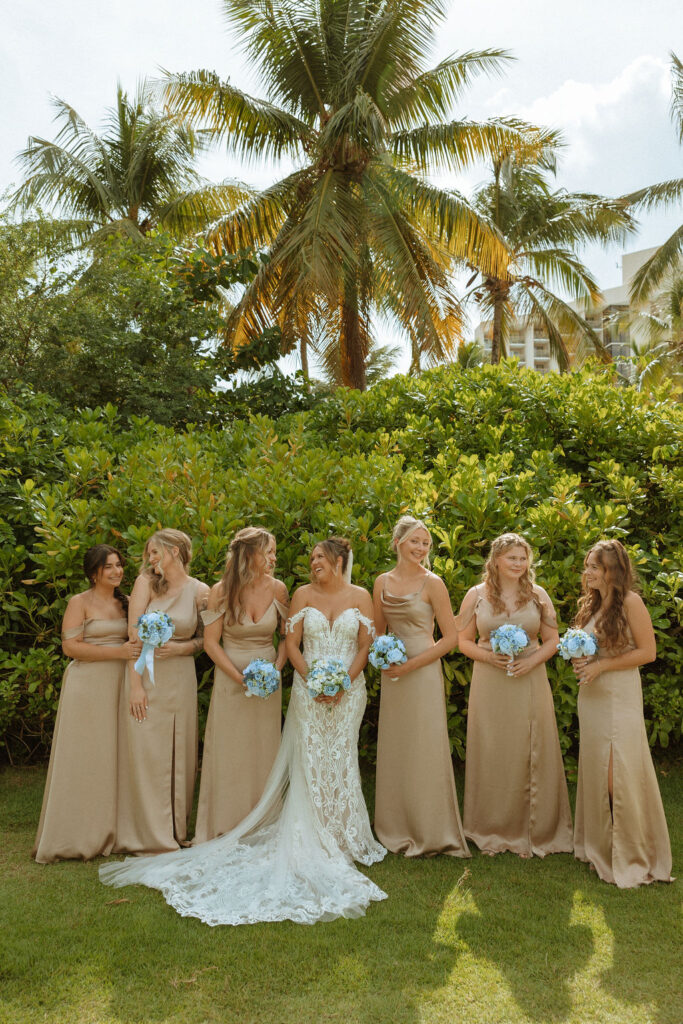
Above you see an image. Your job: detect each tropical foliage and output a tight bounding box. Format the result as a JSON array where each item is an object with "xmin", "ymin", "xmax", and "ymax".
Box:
[
  {"xmin": 163, "ymin": 0, "xmax": 549, "ymax": 388},
  {"xmin": 0, "ymin": 216, "xmax": 298, "ymax": 426},
  {"xmin": 2, "ymin": 363, "xmax": 681, "ymax": 764},
  {"xmin": 466, "ymin": 143, "xmax": 634, "ymax": 366},
  {"xmin": 622, "ymin": 52, "xmax": 683, "ymax": 302},
  {"xmin": 11, "ymin": 80, "xmax": 247, "ymax": 248}
]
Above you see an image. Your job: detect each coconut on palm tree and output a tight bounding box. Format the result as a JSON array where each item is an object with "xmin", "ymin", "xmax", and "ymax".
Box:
[
  {"xmin": 621, "ymin": 53, "xmax": 683, "ymax": 303},
  {"xmin": 466, "ymin": 143, "xmax": 635, "ymax": 368},
  {"xmin": 164, "ymin": 0, "xmax": 548, "ymax": 389},
  {"xmin": 12, "ymin": 80, "xmax": 247, "ymax": 249}
]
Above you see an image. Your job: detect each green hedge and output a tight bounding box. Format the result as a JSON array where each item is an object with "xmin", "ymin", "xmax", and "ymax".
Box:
[{"xmin": 1, "ymin": 362, "xmax": 681, "ymax": 767}]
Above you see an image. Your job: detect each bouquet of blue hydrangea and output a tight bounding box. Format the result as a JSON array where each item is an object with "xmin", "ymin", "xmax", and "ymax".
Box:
[
  {"xmin": 243, "ymin": 658, "xmax": 280, "ymax": 698},
  {"xmin": 306, "ymin": 658, "xmax": 351, "ymax": 701},
  {"xmin": 368, "ymin": 633, "xmax": 408, "ymax": 670},
  {"xmin": 490, "ymin": 623, "xmax": 529, "ymax": 676},
  {"xmin": 557, "ymin": 628, "xmax": 598, "ymax": 661},
  {"xmin": 134, "ymin": 611, "xmax": 175, "ymax": 685}
]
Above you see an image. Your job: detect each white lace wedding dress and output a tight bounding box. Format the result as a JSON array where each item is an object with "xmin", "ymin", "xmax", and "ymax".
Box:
[{"xmin": 100, "ymin": 606, "xmax": 387, "ymax": 925}]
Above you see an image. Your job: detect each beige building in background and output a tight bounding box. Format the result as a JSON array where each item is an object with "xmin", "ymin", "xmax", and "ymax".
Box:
[{"xmin": 473, "ymin": 245, "xmax": 665, "ymax": 372}]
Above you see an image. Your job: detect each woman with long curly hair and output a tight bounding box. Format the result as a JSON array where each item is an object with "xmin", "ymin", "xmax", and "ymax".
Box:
[
  {"xmin": 33, "ymin": 545, "xmax": 140, "ymax": 863},
  {"xmin": 115, "ymin": 528, "xmax": 209, "ymax": 854},
  {"xmin": 457, "ymin": 533, "xmax": 572, "ymax": 858},
  {"xmin": 572, "ymin": 539, "xmax": 672, "ymax": 886},
  {"xmin": 194, "ymin": 527, "xmax": 289, "ymax": 843}
]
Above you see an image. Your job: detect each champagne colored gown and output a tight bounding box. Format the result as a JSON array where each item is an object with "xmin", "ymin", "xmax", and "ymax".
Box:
[
  {"xmin": 33, "ymin": 616, "xmax": 128, "ymax": 863},
  {"xmin": 101, "ymin": 606, "xmax": 386, "ymax": 926},
  {"xmin": 115, "ymin": 578, "xmax": 204, "ymax": 855},
  {"xmin": 374, "ymin": 581, "xmax": 470, "ymax": 857},
  {"xmin": 463, "ymin": 588, "xmax": 573, "ymax": 857},
  {"xmin": 574, "ymin": 619, "xmax": 672, "ymax": 887},
  {"xmin": 193, "ymin": 598, "xmax": 287, "ymax": 844}
]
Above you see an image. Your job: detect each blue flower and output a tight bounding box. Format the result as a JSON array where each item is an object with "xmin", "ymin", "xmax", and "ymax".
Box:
[
  {"xmin": 243, "ymin": 658, "xmax": 280, "ymax": 698},
  {"xmin": 369, "ymin": 633, "xmax": 408, "ymax": 669}
]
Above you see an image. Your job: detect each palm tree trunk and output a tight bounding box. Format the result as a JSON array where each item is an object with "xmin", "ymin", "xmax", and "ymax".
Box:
[
  {"xmin": 491, "ymin": 297, "xmax": 503, "ymax": 364},
  {"xmin": 299, "ymin": 335, "xmax": 310, "ymax": 382},
  {"xmin": 340, "ymin": 277, "xmax": 367, "ymax": 391},
  {"xmin": 409, "ymin": 335, "xmax": 421, "ymax": 375}
]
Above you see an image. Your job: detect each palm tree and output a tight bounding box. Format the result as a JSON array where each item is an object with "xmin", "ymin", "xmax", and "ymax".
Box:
[
  {"xmin": 163, "ymin": 0, "xmax": 545, "ymax": 389},
  {"xmin": 623, "ymin": 276, "xmax": 683, "ymax": 391},
  {"xmin": 466, "ymin": 144, "xmax": 635, "ymax": 367},
  {"xmin": 621, "ymin": 53, "xmax": 683, "ymax": 303},
  {"xmin": 12, "ymin": 80, "xmax": 247, "ymax": 248}
]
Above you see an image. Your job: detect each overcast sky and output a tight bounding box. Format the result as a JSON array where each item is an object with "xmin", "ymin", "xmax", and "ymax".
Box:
[{"xmin": 1, "ymin": 0, "xmax": 681, "ymax": 365}]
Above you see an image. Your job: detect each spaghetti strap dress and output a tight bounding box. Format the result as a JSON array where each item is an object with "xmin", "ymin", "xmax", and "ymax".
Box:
[
  {"xmin": 462, "ymin": 589, "xmax": 573, "ymax": 856},
  {"xmin": 193, "ymin": 597, "xmax": 287, "ymax": 843},
  {"xmin": 374, "ymin": 581, "xmax": 469, "ymax": 857},
  {"xmin": 574, "ymin": 618, "xmax": 672, "ymax": 886}
]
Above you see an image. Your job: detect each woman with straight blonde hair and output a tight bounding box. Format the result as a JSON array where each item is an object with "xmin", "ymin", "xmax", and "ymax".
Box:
[
  {"xmin": 457, "ymin": 533, "xmax": 572, "ymax": 858},
  {"xmin": 115, "ymin": 528, "xmax": 209, "ymax": 854},
  {"xmin": 194, "ymin": 527, "xmax": 289, "ymax": 843},
  {"xmin": 373, "ymin": 516, "xmax": 469, "ymax": 857},
  {"xmin": 572, "ymin": 539, "xmax": 672, "ymax": 886}
]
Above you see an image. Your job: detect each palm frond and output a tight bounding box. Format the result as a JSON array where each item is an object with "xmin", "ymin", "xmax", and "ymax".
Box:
[
  {"xmin": 220, "ymin": 0, "xmax": 328, "ymax": 118},
  {"xmin": 630, "ymin": 223, "xmax": 683, "ymax": 302},
  {"xmin": 162, "ymin": 70, "xmax": 316, "ymax": 160},
  {"xmin": 206, "ymin": 168, "xmax": 314, "ymax": 253},
  {"xmin": 620, "ymin": 177, "xmax": 683, "ymax": 212},
  {"xmin": 518, "ymin": 247, "xmax": 601, "ymax": 304},
  {"xmin": 390, "ymin": 117, "xmax": 558, "ymax": 175},
  {"xmin": 377, "ymin": 165, "xmax": 510, "ymax": 279},
  {"xmin": 514, "ymin": 280, "xmax": 609, "ymax": 367},
  {"xmin": 385, "ymin": 49, "xmax": 511, "ymax": 128}
]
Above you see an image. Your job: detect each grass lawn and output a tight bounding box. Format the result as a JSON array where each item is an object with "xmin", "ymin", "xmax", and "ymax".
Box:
[{"xmin": 1, "ymin": 760, "xmax": 681, "ymax": 1024}]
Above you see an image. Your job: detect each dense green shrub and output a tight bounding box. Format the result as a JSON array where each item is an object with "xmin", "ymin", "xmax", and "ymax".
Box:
[{"xmin": 1, "ymin": 363, "xmax": 681, "ymax": 766}]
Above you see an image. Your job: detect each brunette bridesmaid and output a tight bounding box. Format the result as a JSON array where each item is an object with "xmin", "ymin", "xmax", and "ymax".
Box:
[
  {"xmin": 572, "ymin": 539, "xmax": 672, "ymax": 887},
  {"xmin": 33, "ymin": 545, "xmax": 140, "ymax": 863},
  {"xmin": 458, "ymin": 533, "xmax": 572, "ymax": 858},
  {"xmin": 373, "ymin": 516, "xmax": 469, "ymax": 858},
  {"xmin": 115, "ymin": 529, "xmax": 209, "ymax": 855},
  {"xmin": 193, "ymin": 527, "xmax": 289, "ymax": 844}
]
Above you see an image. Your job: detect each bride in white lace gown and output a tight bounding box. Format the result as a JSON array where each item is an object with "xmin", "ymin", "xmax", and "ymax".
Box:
[{"xmin": 99, "ymin": 538, "xmax": 386, "ymax": 925}]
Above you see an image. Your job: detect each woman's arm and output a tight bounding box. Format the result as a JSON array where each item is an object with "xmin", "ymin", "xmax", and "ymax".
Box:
[
  {"xmin": 382, "ymin": 576, "xmax": 458, "ymax": 679},
  {"xmin": 284, "ymin": 588, "xmax": 309, "ymax": 679},
  {"xmin": 127, "ymin": 574, "xmax": 152, "ymax": 642},
  {"xmin": 61, "ymin": 595, "xmax": 142, "ymax": 662},
  {"xmin": 202, "ymin": 584, "xmax": 244, "ymax": 685},
  {"xmin": 456, "ymin": 587, "xmax": 510, "ymax": 670},
  {"xmin": 274, "ymin": 579, "xmax": 290, "ymax": 671},
  {"xmin": 372, "ymin": 575, "xmax": 388, "ymax": 637},
  {"xmin": 575, "ymin": 592, "xmax": 657, "ymax": 685},
  {"xmin": 346, "ymin": 588, "xmax": 374, "ymax": 682}
]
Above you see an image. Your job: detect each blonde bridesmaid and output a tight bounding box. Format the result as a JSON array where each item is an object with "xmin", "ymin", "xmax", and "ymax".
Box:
[
  {"xmin": 458, "ymin": 533, "xmax": 572, "ymax": 858},
  {"xmin": 115, "ymin": 529, "xmax": 209, "ymax": 855},
  {"xmin": 34, "ymin": 545, "xmax": 140, "ymax": 863},
  {"xmin": 572, "ymin": 539, "xmax": 672, "ymax": 887},
  {"xmin": 194, "ymin": 527, "xmax": 289, "ymax": 844},
  {"xmin": 373, "ymin": 516, "xmax": 469, "ymax": 858}
]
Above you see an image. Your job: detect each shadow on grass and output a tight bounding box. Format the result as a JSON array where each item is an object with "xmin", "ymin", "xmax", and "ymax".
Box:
[
  {"xmin": 455, "ymin": 853, "xmax": 593, "ymax": 1023},
  {"xmin": 3, "ymin": 764, "xmax": 681, "ymax": 1024}
]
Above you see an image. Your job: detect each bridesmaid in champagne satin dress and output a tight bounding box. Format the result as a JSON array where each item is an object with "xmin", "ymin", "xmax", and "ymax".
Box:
[
  {"xmin": 194, "ymin": 528, "xmax": 289, "ymax": 844},
  {"xmin": 458, "ymin": 533, "xmax": 572, "ymax": 858},
  {"xmin": 115, "ymin": 529, "xmax": 208, "ymax": 855},
  {"xmin": 373, "ymin": 516, "xmax": 469, "ymax": 858},
  {"xmin": 33, "ymin": 545, "xmax": 140, "ymax": 863},
  {"xmin": 571, "ymin": 540, "xmax": 672, "ymax": 887}
]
